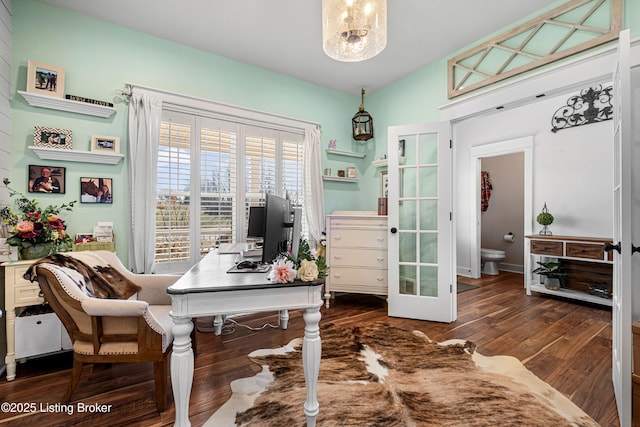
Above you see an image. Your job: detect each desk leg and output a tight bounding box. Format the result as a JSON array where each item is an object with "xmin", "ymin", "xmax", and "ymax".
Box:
[
  {"xmin": 171, "ymin": 316, "xmax": 194, "ymax": 427},
  {"xmin": 302, "ymin": 305, "xmax": 321, "ymax": 427},
  {"xmin": 279, "ymin": 309, "xmax": 289, "ymax": 330},
  {"xmin": 213, "ymin": 315, "xmax": 224, "ymax": 335}
]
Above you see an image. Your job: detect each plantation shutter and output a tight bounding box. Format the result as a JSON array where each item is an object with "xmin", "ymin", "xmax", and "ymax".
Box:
[
  {"xmin": 200, "ymin": 118, "xmax": 238, "ymax": 252},
  {"xmin": 156, "ymin": 112, "xmax": 192, "ymax": 266},
  {"xmin": 281, "ymin": 132, "xmax": 307, "ymax": 236}
]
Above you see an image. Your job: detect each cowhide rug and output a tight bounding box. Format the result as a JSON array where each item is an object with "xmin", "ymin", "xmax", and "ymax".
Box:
[{"xmin": 206, "ymin": 322, "xmax": 599, "ymax": 426}]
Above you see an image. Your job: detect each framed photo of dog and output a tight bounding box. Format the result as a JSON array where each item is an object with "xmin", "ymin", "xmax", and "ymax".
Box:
[
  {"xmin": 26, "ymin": 60, "xmax": 65, "ymax": 98},
  {"xmin": 28, "ymin": 165, "xmax": 66, "ymax": 194},
  {"xmin": 33, "ymin": 126, "xmax": 72, "ymax": 149}
]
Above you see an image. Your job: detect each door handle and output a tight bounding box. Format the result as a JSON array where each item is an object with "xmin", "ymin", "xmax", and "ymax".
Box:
[
  {"xmin": 390, "ymin": 227, "xmax": 397, "ymax": 234},
  {"xmin": 604, "ymin": 242, "xmax": 621, "ymax": 254}
]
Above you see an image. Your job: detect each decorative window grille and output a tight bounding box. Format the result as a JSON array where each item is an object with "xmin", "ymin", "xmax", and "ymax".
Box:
[{"xmin": 448, "ymin": 0, "xmax": 622, "ymax": 99}]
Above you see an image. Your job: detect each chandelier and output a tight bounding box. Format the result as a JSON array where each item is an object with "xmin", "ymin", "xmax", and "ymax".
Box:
[{"xmin": 322, "ymin": 0, "xmax": 387, "ymax": 62}]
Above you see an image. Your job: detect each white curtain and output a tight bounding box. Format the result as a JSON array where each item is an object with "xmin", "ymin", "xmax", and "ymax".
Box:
[
  {"xmin": 128, "ymin": 91, "xmax": 162, "ymax": 273},
  {"xmin": 303, "ymin": 127, "xmax": 325, "ymax": 243}
]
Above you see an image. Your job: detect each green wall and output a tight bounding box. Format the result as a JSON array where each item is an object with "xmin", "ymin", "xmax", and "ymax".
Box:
[
  {"xmin": 11, "ymin": 0, "xmax": 362, "ymax": 261},
  {"xmin": 11, "ymin": 0, "xmax": 639, "ymax": 262}
]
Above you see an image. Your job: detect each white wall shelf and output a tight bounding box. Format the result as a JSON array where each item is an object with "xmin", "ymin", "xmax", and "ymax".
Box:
[
  {"xmin": 322, "ymin": 176, "xmax": 358, "ymax": 183},
  {"xmin": 372, "ymin": 156, "xmax": 406, "ymax": 168},
  {"xmin": 326, "ymin": 148, "xmax": 366, "ymax": 158},
  {"xmin": 18, "ymin": 90, "xmax": 116, "ymax": 118},
  {"xmin": 29, "ymin": 146, "xmax": 124, "ymax": 165}
]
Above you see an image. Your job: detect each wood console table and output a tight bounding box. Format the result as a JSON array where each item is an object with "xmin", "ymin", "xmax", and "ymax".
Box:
[
  {"xmin": 167, "ymin": 251, "xmax": 324, "ymax": 427},
  {"xmin": 525, "ymin": 235, "xmax": 613, "ymax": 306}
]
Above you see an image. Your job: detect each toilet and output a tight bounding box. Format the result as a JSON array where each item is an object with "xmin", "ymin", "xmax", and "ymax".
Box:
[{"xmin": 481, "ymin": 248, "xmax": 506, "ymax": 275}]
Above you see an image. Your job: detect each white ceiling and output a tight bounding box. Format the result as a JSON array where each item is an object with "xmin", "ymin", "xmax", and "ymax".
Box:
[{"xmin": 41, "ymin": 0, "xmax": 560, "ymax": 95}]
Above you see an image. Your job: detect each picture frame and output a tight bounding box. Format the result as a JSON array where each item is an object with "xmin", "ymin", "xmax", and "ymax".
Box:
[
  {"xmin": 347, "ymin": 167, "xmax": 357, "ymax": 178},
  {"xmin": 380, "ymin": 170, "xmax": 388, "ymax": 197},
  {"xmin": 33, "ymin": 126, "xmax": 72, "ymax": 149},
  {"xmin": 90, "ymin": 135, "xmax": 121, "ymax": 154},
  {"xmin": 81, "ymin": 177, "xmax": 113, "ymax": 204},
  {"xmin": 75, "ymin": 233, "xmax": 94, "ymax": 243},
  {"xmin": 26, "ymin": 60, "xmax": 65, "ymax": 98},
  {"xmin": 28, "ymin": 165, "xmax": 66, "ymax": 194},
  {"xmin": 399, "ymin": 139, "xmax": 406, "ymax": 158}
]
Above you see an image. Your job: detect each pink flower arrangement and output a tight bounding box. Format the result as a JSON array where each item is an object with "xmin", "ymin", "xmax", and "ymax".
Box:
[{"xmin": 268, "ymin": 258, "xmax": 298, "ymax": 283}]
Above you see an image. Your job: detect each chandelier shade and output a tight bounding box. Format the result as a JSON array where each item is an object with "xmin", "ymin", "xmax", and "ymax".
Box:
[{"xmin": 322, "ymin": 0, "xmax": 387, "ymax": 62}]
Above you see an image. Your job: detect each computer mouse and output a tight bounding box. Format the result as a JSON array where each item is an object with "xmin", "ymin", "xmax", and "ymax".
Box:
[{"xmin": 237, "ymin": 260, "xmax": 258, "ymax": 269}]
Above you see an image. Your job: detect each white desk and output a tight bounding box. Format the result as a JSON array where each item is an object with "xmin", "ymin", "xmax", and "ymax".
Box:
[{"xmin": 167, "ymin": 251, "xmax": 324, "ymax": 427}]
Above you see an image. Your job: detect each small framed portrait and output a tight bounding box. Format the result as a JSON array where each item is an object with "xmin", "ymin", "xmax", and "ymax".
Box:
[
  {"xmin": 81, "ymin": 177, "xmax": 113, "ymax": 204},
  {"xmin": 28, "ymin": 165, "xmax": 66, "ymax": 194},
  {"xmin": 75, "ymin": 233, "xmax": 94, "ymax": 243},
  {"xmin": 34, "ymin": 126, "xmax": 72, "ymax": 149},
  {"xmin": 26, "ymin": 60, "xmax": 65, "ymax": 98},
  {"xmin": 398, "ymin": 139, "xmax": 406, "ymax": 158},
  {"xmin": 347, "ymin": 167, "xmax": 357, "ymax": 178},
  {"xmin": 90, "ymin": 135, "xmax": 120, "ymax": 154},
  {"xmin": 380, "ymin": 170, "xmax": 389, "ymax": 197}
]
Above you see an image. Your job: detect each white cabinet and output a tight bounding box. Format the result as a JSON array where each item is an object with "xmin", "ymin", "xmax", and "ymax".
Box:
[
  {"xmin": 2, "ymin": 260, "xmax": 71, "ymax": 380},
  {"xmin": 325, "ymin": 211, "xmax": 388, "ymax": 307},
  {"xmin": 525, "ymin": 235, "xmax": 613, "ymax": 307}
]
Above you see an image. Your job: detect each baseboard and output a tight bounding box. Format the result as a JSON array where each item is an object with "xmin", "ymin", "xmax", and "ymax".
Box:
[
  {"xmin": 498, "ymin": 263, "xmax": 524, "ymax": 274},
  {"xmin": 457, "ymin": 266, "xmax": 473, "ymax": 277}
]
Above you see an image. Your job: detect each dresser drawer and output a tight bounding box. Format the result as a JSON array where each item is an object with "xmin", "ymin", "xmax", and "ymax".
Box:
[
  {"xmin": 328, "ymin": 217, "xmax": 387, "ymax": 230},
  {"xmin": 530, "ymin": 240, "xmax": 563, "ymax": 256},
  {"xmin": 566, "ymin": 242, "xmax": 605, "ymax": 260},
  {"xmin": 330, "ymin": 228, "xmax": 387, "ymax": 249},
  {"xmin": 14, "ymin": 284, "xmax": 44, "ymax": 306},
  {"xmin": 327, "ymin": 267, "xmax": 387, "ymax": 295},
  {"xmin": 329, "ymin": 248, "xmax": 387, "ymax": 268}
]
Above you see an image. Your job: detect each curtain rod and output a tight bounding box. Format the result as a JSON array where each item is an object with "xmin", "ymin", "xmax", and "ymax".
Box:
[{"xmin": 123, "ymin": 83, "xmax": 321, "ymax": 130}]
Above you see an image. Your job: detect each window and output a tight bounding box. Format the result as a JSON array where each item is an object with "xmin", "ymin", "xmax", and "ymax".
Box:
[{"xmin": 155, "ymin": 110, "xmax": 305, "ymax": 272}]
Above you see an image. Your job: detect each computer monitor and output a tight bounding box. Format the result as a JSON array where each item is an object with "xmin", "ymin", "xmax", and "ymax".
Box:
[
  {"xmin": 261, "ymin": 193, "xmax": 291, "ymax": 264},
  {"xmin": 247, "ymin": 206, "xmax": 266, "ymax": 239}
]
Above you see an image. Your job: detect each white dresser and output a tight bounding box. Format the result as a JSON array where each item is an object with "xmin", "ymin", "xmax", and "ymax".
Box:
[{"xmin": 325, "ymin": 211, "xmax": 388, "ymax": 307}]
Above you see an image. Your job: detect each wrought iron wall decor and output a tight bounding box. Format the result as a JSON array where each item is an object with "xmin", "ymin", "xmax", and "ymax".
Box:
[{"xmin": 550, "ymin": 84, "xmax": 613, "ymax": 133}]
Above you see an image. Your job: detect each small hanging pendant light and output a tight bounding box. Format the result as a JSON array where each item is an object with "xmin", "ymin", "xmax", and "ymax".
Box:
[{"xmin": 352, "ymin": 88, "xmax": 373, "ymax": 141}]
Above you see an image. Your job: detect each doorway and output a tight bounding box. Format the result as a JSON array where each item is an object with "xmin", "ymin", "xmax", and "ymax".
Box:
[{"xmin": 469, "ymin": 137, "xmax": 533, "ymax": 279}]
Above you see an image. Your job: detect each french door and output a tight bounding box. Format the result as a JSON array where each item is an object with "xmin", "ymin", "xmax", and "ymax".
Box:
[
  {"xmin": 387, "ymin": 122, "xmax": 455, "ymax": 322},
  {"xmin": 611, "ymin": 29, "xmax": 632, "ymax": 427}
]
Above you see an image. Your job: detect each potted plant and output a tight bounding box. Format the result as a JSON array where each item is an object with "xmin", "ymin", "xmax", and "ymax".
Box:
[
  {"xmin": 532, "ymin": 261, "xmax": 567, "ymax": 290},
  {"xmin": 536, "ymin": 202, "xmax": 554, "ymax": 235}
]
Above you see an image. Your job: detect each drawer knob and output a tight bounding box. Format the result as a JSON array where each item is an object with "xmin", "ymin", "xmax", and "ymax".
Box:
[
  {"xmin": 36, "ymin": 321, "xmax": 42, "ymax": 325},
  {"xmin": 376, "ymin": 257, "xmax": 384, "ymax": 262},
  {"xmin": 376, "ymin": 277, "xmax": 384, "ymax": 281},
  {"xmin": 377, "ymin": 237, "xmax": 385, "ymax": 242},
  {"xmin": 334, "ymin": 236, "xmax": 342, "ymax": 241},
  {"xmin": 333, "ymin": 274, "xmax": 341, "ymax": 278},
  {"xmin": 333, "ymin": 255, "xmax": 342, "ymax": 260}
]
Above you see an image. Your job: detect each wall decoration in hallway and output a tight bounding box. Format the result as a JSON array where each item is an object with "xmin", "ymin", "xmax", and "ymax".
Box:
[
  {"xmin": 25, "ymin": 60, "xmax": 65, "ymax": 98},
  {"xmin": 480, "ymin": 171, "xmax": 492, "ymax": 212},
  {"xmin": 33, "ymin": 126, "xmax": 72, "ymax": 150},
  {"xmin": 550, "ymin": 84, "xmax": 613, "ymax": 133}
]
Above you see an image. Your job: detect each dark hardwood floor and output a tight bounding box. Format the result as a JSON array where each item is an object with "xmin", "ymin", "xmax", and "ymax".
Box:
[{"xmin": 0, "ymin": 272, "xmax": 618, "ymax": 426}]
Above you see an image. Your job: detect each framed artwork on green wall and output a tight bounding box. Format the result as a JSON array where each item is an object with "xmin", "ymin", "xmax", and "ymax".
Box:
[{"xmin": 26, "ymin": 60, "xmax": 65, "ymax": 98}]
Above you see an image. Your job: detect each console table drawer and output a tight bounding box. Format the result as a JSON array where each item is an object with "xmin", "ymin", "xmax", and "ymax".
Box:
[
  {"xmin": 530, "ymin": 240, "xmax": 563, "ymax": 256},
  {"xmin": 566, "ymin": 242, "xmax": 605, "ymax": 260},
  {"xmin": 14, "ymin": 284, "xmax": 44, "ymax": 306}
]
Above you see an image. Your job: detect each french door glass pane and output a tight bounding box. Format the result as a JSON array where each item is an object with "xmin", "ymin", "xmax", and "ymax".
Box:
[
  {"xmin": 420, "ymin": 233, "xmax": 438, "ymax": 264},
  {"xmin": 419, "ymin": 200, "xmax": 438, "ymax": 230},
  {"xmin": 399, "ymin": 264, "xmax": 417, "ymax": 295},
  {"xmin": 399, "ymin": 200, "xmax": 416, "ymax": 230},
  {"xmin": 419, "ymin": 133, "xmax": 438, "ymax": 164},
  {"xmin": 401, "ymin": 167, "xmax": 416, "ymax": 197},
  {"xmin": 420, "ymin": 265, "xmax": 438, "ymax": 297},
  {"xmin": 399, "ymin": 232, "xmax": 416, "ymax": 263},
  {"xmin": 419, "ymin": 166, "xmax": 437, "ymax": 197}
]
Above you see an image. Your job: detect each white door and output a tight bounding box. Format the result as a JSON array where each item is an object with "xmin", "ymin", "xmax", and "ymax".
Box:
[
  {"xmin": 387, "ymin": 122, "xmax": 455, "ymax": 322},
  {"xmin": 612, "ymin": 29, "xmax": 632, "ymax": 427}
]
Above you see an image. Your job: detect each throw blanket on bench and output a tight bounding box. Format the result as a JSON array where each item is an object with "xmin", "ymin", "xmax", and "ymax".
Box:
[{"xmin": 25, "ymin": 253, "xmax": 141, "ymax": 299}]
